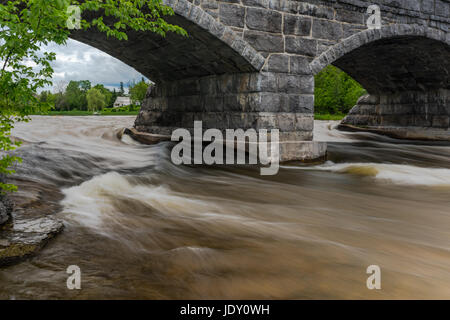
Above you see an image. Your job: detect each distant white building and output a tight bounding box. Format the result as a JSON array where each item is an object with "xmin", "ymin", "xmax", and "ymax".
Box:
[{"xmin": 113, "ymin": 96, "xmax": 131, "ymax": 108}]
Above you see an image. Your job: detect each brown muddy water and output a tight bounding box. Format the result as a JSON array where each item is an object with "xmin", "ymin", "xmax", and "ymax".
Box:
[{"xmin": 0, "ymin": 116, "xmax": 449, "ymax": 299}]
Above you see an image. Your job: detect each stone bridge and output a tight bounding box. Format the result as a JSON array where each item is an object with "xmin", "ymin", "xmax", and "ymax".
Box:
[{"xmin": 71, "ymin": 0, "xmax": 450, "ymax": 161}]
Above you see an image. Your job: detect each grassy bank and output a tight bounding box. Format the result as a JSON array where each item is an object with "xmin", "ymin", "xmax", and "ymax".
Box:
[
  {"xmin": 314, "ymin": 113, "xmax": 345, "ymax": 121},
  {"xmin": 34, "ymin": 110, "xmax": 139, "ymax": 116}
]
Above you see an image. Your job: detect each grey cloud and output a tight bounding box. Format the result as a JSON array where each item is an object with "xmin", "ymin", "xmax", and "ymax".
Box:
[{"xmin": 41, "ymin": 39, "xmax": 146, "ymax": 92}]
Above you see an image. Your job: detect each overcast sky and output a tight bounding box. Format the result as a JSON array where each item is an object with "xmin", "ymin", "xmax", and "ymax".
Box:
[{"xmin": 41, "ymin": 39, "xmax": 146, "ymax": 93}]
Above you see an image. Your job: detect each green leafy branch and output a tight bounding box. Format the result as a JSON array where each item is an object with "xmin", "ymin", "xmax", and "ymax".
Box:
[{"xmin": 0, "ymin": 0, "xmax": 186, "ymax": 193}]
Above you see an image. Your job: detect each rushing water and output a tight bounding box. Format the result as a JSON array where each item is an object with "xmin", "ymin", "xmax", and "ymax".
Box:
[{"xmin": 0, "ymin": 116, "xmax": 449, "ymax": 299}]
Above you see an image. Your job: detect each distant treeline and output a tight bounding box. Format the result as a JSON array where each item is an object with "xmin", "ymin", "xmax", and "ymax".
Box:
[
  {"xmin": 38, "ymin": 78, "xmax": 150, "ymax": 112},
  {"xmin": 40, "ymin": 69, "xmax": 363, "ymax": 114},
  {"xmin": 314, "ymin": 65, "xmax": 367, "ymax": 115}
]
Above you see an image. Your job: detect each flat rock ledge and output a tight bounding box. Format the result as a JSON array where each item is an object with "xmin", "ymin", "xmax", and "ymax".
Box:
[
  {"xmin": 0, "ymin": 186, "xmax": 64, "ymax": 268},
  {"xmin": 119, "ymin": 127, "xmax": 171, "ymax": 145},
  {"xmin": 0, "ymin": 214, "xmax": 63, "ymax": 267}
]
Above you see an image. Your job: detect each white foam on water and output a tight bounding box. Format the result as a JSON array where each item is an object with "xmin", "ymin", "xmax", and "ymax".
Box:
[
  {"xmin": 60, "ymin": 171, "xmax": 220, "ymax": 231},
  {"xmin": 60, "ymin": 172, "xmax": 321, "ymax": 245},
  {"xmin": 120, "ymin": 133, "xmax": 142, "ymax": 146},
  {"xmin": 282, "ymin": 161, "xmax": 450, "ymax": 186}
]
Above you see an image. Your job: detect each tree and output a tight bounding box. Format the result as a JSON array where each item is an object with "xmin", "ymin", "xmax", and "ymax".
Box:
[
  {"xmin": 78, "ymin": 80, "xmax": 91, "ymax": 92},
  {"xmin": 54, "ymin": 92, "xmax": 67, "ymax": 111},
  {"xmin": 39, "ymin": 91, "xmax": 49, "ymax": 103},
  {"xmin": 93, "ymin": 84, "xmax": 112, "ymax": 108},
  {"xmin": 86, "ymin": 88, "xmax": 105, "ymax": 112},
  {"xmin": 109, "ymin": 88, "xmax": 119, "ymax": 108},
  {"xmin": 54, "ymin": 80, "xmax": 67, "ymax": 95},
  {"xmin": 0, "ymin": 0, "xmax": 186, "ymax": 192},
  {"xmin": 119, "ymin": 82, "xmax": 125, "ymax": 96},
  {"xmin": 129, "ymin": 79, "xmax": 150, "ymax": 105},
  {"xmin": 65, "ymin": 80, "xmax": 84, "ymax": 110},
  {"xmin": 314, "ymin": 65, "xmax": 367, "ymax": 115}
]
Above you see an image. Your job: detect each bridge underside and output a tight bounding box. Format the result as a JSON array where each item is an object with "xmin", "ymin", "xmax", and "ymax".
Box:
[
  {"xmin": 70, "ymin": 15, "xmax": 257, "ymax": 81},
  {"xmin": 338, "ymin": 36, "xmax": 450, "ymax": 138},
  {"xmin": 70, "ymin": 0, "xmax": 450, "ymax": 160}
]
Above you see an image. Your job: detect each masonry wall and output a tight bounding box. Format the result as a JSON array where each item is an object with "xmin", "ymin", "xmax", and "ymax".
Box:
[
  {"xmin": 133, "ymin": 0, "xmax": 449, "ymax": 159},
  {"xmin": 135, "ymin": 71, "xmax": 315, "ymax": 142},
  {"xmin": 342, "ymin": 90, "xmax": 450, "ymax": 129},
  {"xmin": 192, "ymin": 0, "xmax": 449, "ymax": 63}
]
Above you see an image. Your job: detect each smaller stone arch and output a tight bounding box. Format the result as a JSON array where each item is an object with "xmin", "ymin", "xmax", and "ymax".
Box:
[
  {"xmin": 310, "ymin": 24, "xmax": 449, "ymax": 76},
  {"xmin": 311, "ymin": 24, "xmax": 450, "ymax": 136}
]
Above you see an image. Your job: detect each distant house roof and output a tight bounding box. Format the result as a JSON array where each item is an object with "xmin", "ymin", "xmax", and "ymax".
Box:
[{"xmin": 114, "ymin": 96, "xmax": 131, "ymax": 107}]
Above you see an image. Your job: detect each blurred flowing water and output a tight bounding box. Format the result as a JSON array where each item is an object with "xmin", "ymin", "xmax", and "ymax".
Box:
[{"xmin": 0, "ymin": 116, "xmax": 449, "ymax": 299}]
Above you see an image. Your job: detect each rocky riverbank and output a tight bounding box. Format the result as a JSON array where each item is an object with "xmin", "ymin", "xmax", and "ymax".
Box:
[{"xmin": 0, "ymin": 178, "xmax": 64, "ymax": 267}]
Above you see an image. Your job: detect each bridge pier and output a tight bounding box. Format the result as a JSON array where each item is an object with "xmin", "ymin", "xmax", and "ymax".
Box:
[
  {"xmin": 134, "ymin": 71, "xmax": 327, "ymax": 162},
  {"xmin": 340, "ymin": 90, "xmax": 450, "ymax": 140}
]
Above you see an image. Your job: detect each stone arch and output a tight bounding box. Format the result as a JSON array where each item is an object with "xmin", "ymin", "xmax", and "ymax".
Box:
[
  {"xmin": 70, "ymin": 0, "xmax": 265, "ymax": 82},
  {"xmin": 310, "ymin": 24, "xmax": 450, "ymax": 134},
  {"xmin": 310, "ymin": 24, "xmax": 450, "ymax": 93}
]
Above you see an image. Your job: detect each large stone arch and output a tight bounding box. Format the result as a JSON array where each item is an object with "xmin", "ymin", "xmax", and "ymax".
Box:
[
  {"xmin": 310, "ymin": 25, "xmax": 450, "ymax": 137},
  {"xmin": 70, "ymin": 0, "xmax": 265, "ymax": 80}
]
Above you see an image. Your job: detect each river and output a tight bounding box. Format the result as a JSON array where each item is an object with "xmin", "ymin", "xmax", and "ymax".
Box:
[{"xmin": 0, "ymin": 116, "xmax": 449, "ymax": 299}]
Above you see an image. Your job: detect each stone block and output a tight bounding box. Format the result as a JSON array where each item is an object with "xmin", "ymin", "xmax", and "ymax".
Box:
[
  {"xmin": 242, "ymin": 0, "xmax": 269, "ymax": 8},
  {"xmin": 256, "ymin": 112, "xmax": 278, "ymax": 129},
  {"xmin": 289, "ymin": 55, "xmax": 312, "ymax": 75},
  {"xmin": 435, "ymin": 0, "xmax": 450, "ymax": 17},
  {"xmin": 288, "ymin": 94, "xmax": 314, "ymax": 113},
  {"xmin": 278, "ymin": 74, "xmax": 314, "ymax": 94},
  {"xmin": 285, "ymin": 37, "xmax": 317, "ymax": 56},
  {"xmin": 201, "ymin": 1, "xmax": 219, "ymax": 10},
  {"xmin": 335, "ymin": 9, "xmax": 364, "ymax": 25},
  {"xmin": 266, "ymin": 54, "xmax": 289, "ymax": 73},
  {"xmin": 312, "ymin": 19, "xmax": 343, "ymax": 40},
  {"xmin": 246, "ymin": 8, "xmax": 282, "ymax": 33},
  {"xmin": 219, "ymin": 4, "xmax": 245, "ymax": 28},
  {"xmin": 244, "ymin": 30, "xmax": 284, "ymax": 52},
  {"xmin": 283, "ymin": 14, "xmax": 312, "ymax": 36},
  {"xmin": 203, "ymin": 95, "xmax": 224, "ymax": 112}
]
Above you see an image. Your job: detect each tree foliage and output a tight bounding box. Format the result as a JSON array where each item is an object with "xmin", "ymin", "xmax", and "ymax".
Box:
[
  {"xmin": 0, "ymin": 0, "xmax": 186, "ymax": 192},
  {"xmin": 86, "ymin": 87, "xmax": 105, "ymax": 111},
  {"xmin": 129, "ymin": 77, "xmax": 150, "ymax": 105},
  {"xmin": 93, "ymin": 84, "xmax": 113, "ymax": 107},
  {"xmin": 65, "ymin": 80, "xmax": 89, "ymax": 110},
  {"xmin": 314, "ymin": 65, "xmax": 367, "ymax": 115}
]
